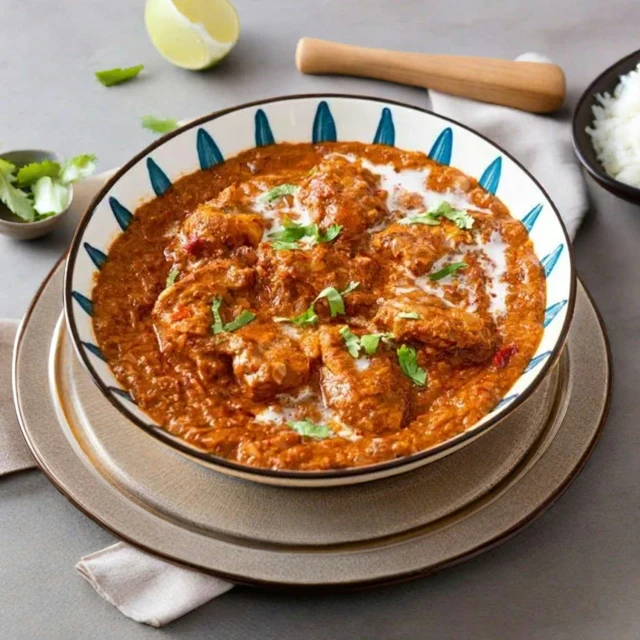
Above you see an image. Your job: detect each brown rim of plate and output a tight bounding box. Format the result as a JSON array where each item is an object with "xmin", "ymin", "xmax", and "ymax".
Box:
[
  {"xmin": 14, "ymin": 261, "xmax": 609, "ymax": 589},
  {"xmin": 62, "ymin": 94, "xmax": 578, "ymax": 481}
]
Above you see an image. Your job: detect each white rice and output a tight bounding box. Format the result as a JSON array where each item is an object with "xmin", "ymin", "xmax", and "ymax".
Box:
[{"xmin": 586, "ymin": 63, "xmax": 640, "ymax": 187}]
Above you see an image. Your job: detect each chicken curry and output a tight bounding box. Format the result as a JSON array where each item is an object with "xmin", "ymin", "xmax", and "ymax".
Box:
[{"xmin": 92, "ymin": 142, "xmax": 546, "ymax": 471}]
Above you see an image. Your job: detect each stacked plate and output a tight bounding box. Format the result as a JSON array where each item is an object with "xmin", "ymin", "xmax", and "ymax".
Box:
[{"xmin": 14, "ymin": 96, "xmax": 611, "ymax": 587}]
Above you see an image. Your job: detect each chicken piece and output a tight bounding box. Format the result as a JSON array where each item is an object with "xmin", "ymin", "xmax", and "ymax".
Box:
[
  {"xmin": 318, "ymin": 326, "xmax": 410, "ymax": 435},
  {"xmin": 216, "ymin": 323, "xmax": 318, "ymax": 401},
  {"xmin": 374, "ymin": 293, "xmax": 497, "ymax": 364},
  {"xmin": 256, "ymin": 244, "xmax": 379, "ymax": 319},
  {"xmin": 296, "ymin": 155, "xmax": 388, "ymax": 237},
  {"xmin": 372, "ymin": 222, "xmax": 455, "ymax": 277},
  {"xmin": 152, "ymin": 261, "xmax": 255, "ymax": 352},
  {"xmin": 167, "ymin": 200, "xmax": 264, "ymax": 267}
]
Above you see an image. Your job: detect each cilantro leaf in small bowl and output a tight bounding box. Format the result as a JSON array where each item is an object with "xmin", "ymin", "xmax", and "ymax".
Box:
[{"xmin": 0, "ymin": 149, "xmax": 97, "ymax": 240}]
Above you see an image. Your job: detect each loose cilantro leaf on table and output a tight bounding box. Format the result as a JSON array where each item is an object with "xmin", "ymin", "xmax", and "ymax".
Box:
[
  {"xmin": 95, "ymin": 65, "xmax": 144, "ymax": 87},
  {"xmin": 428, "ymin": 261, "xmax": 468, "ymax": 282},
  {"xmin": 59, "ymin": 154, "xmax": 97, "ymax": 184},
  {"xmin": 287, "ymin": 419, "xmax": 332, "ymax": 439},
  {"xmin": 260, "ymin": 183, "xmax": 299, "ymax": 204},
  {"xmin": 397, "ymin": 344, "xmax": 427, "ymax": 386},
  {"xmin": 211, "ymin": 297, "xmax": 256, "ymax": 334},
  {"xmin": 142, "ymin": 116, "xmax": 179, "ymax": 134}
]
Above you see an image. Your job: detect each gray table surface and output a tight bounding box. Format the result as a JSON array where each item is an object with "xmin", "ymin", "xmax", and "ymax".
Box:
[{"xmin": 1, "ymin": 0, "xmax": 638, "ymax": 638}]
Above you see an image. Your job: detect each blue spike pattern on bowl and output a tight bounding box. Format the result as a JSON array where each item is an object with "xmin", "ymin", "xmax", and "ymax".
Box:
[{"xmin": 67, "ymin": 96, "xmax": 572, "ymax": 443}]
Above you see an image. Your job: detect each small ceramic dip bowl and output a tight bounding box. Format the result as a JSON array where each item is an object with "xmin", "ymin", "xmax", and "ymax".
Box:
[{"xmin": 0, "ymin": 149, "xmax": 73, "ymax": 240}]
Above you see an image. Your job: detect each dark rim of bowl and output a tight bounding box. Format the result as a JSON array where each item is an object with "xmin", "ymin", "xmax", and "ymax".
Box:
[
  {"xmin": 572, "ymin": 48, "xmax": 640, "ymax": 198},
  {"xmin": 63, "ymin": 93, "xmax": 577, "ymax": 481}
]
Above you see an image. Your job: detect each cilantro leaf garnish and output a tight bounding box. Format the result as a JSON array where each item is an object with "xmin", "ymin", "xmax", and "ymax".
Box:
[
  {"xmin": 166, "ymin": 268, "xmax": 179, "ymax": 288},
  {"xmin": 316, "ymin": 286, "xmax": 345, "ymax": 317},
  {"xmin": 0, "ymin": 170, "xmax": 36, "ymax": 221},
  {"xmin": 268, "ymin": 219, "xmax": 310, "ymax": 245},
  {"xmin": 142, "ymin": 116, "xmax": 179, "ymax": 134},
  {"xmin": 399, "ymin": 202, "xmax": 474, "ymax": 230},
  {"xmin": 398, "ymin": 311, "xmax": 421, "ymax": 319},
  {"xmin": 340, "ymin": 281, "xmax": 360, "ymax": 296},
  {"xmin": 211, "ymin": 297, "xmax": 225, "ymax": 334},
  {"xmin": 429, "ymin": 261, "xmax": 468, "ymax": 282},
  {"xmin": 439, "ymin": 203, "xmax": 474, "ymax": 229},
  {"xmin": 318, "ymin": 224, "xmax": 342, "ymax": 243},
  {"xmin": 275, "ymin": 282, "xmax": 359, "ymax": 325},
  {"xmin": 268, "ymin": 219, "xmax": 342, "ymax": 250},
  {"xmin": 398, "ymin": 211, "xmax": 441, "ymax": 226},
  {"xmin": 271, "ymin": 240, "xmax": 301, "ymax": 251},
  {"xmin": 32, "ymin": 177, "xmax": 71, "ymax": 216},
  {"xmin": 95, "ymin": 65, "xmax": 144, "ymax": 87},
  {"xmin": 339, "ymin": 328, "xmax": 393, "ymax": 358},
  {"xmin": 16, "ymin": 160, "xmax": 61, "ymax": 188},
  {"xmin": 360, "ymin": 332, "xmax": 393, "ymax": 355},
  {"xmin": 223, "ymin": 310, "xmax": 256, "ymax": 332},
  {"xmin": 211, "ymin": 297, "xmax": 256, "ymax": 334},
  {"xmin": 287, "ymin": 419, "xmax": 333, "ymax": 439},
  {"xmin": 260, "ymin": 183, "xmax": 299, "ymax": 204},
  {"xmin": 316, "ymin": 281, "xmax": 359, "ymax": 317},
  {"xmin": 397, "ymin": 344, "xmax": 427, "ymax": 386},
  {"xmin": 275, "ymin": 306, "xmax": 318, "ymax": 326},
  {"xmin": 339, "ymin": 326, "xmax": 362, "ymax": 358}
]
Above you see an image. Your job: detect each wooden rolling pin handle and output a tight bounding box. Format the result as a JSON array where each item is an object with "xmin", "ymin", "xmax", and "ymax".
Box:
[{"xmin": 296, "ymin": 38, "xmax": 566, "ymax": 114}]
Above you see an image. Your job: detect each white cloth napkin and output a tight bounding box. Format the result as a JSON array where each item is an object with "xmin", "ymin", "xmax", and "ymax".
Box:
[
  {"xmin": 430, "ymin": 53, "xmax": 587, "ymax": 239},
  {"xmin": 75, "ymin": 543, "xmax": 233, "ymax": 627},
  {"xmin": 0, "ymin": 320, "xmax": 34, "ymax": 476},
  {"xmin": 2, "ymin": 65, "xmax": 589, "ymax": 626}
]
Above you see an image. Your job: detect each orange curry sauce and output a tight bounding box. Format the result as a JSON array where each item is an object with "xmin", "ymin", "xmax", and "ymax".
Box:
[{"xmin": 92, "ymin": 142, "xmax": 545, "ymax": 470}]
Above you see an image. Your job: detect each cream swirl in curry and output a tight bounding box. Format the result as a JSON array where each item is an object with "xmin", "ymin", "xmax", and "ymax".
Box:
[{"xmin": 92, "ymin": 142, "xmax": 545, "ymax": 470}]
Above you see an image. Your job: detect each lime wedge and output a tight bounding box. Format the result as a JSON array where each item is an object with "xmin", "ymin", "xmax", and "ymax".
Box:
[{"xmin": 145, "ymin": 0, "xmax": 240, "ymax": 70}]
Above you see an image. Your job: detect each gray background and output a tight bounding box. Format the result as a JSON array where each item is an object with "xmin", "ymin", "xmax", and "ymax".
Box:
[{"xmin": 1, "ymin": 0, "xmax": 638, "ymax": 638}]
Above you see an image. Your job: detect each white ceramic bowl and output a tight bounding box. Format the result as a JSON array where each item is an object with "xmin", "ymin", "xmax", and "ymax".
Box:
[{"xmin": 64, "ymin": 95, "xmax": 575, "ymax": 487}]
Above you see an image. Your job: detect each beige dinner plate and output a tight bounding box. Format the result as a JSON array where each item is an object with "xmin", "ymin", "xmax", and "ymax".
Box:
[{"xmin": 13, "ymin": 260, "xmax": 611, "ymax": 588}]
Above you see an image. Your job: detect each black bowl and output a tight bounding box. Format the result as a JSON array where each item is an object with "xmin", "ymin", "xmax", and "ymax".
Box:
[{"xmin": 572, "ymin": 48, "xmax": 640, "ymax": 204}]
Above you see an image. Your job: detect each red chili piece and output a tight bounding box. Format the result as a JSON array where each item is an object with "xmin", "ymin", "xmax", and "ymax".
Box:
[
  {"xmin": 184, "ymin": 236, "xmax": 205, "ymax": 255},
  {"xmin": 493, "ymin": 344, "xmax": 517, "ymax": 369}
]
